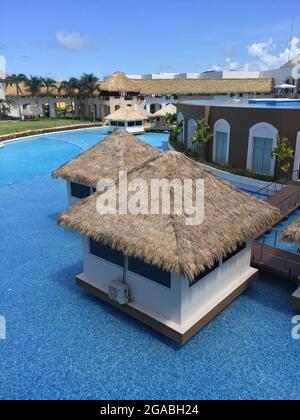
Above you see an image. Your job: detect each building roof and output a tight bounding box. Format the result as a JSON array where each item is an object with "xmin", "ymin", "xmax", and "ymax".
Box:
[
  {"xmin": 282, "ymin": 218, "xmax": 300, "ymax": 244},
  {"xmin": 52, "ymin": 130, "xmax": 160, "ymax": 187},
  {"xmin": 105, "ymin": 105, "xmax": 150, "ymax": 121},
  {"xmin": 133, "ymin": 78, "xmax": 274, "ymax": 95},
  {"xmin": 58, "ymin": 151, "xmax": 279, "ymax": 280},
  {"xmin": 280, "ymin": 54, "xmax": 300, "ymax": 69},
  {"xmin": 152, "ymin": 104, "xmax": 177, "ymax": 117},
  {"xmin": 100, "ymin": 72, "xmax": 139, "ymax": 93}
]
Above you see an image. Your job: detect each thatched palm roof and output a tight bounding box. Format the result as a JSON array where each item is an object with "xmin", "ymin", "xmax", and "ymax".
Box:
[
  {"xmin": 282, "ymin": 218, "xmax": 300, "ymax": 244},
  {"xmin": 5, "ymin": 82, "xmax": 70, "ymax": 97},
  {"xmin": 153, "ymin": 104, "xmax": 177, "ymax": 117},
  {"xmin": 52, "ymin": 130, "xmax": 160, "ymax": 187},
  {"xmin": 133, "ymin": 78, "xmax": 274, "ymax": 95},
  {"xmin": 100, "ymin": 72, "xmax": 139, "ymax": 93},
  {"xmin": 105, "ymin": 105, "xmax": 150, "ymax": 121},
  {"xmin": 58, "ymin": 151, "xmax": 279, "ymax": 280}
]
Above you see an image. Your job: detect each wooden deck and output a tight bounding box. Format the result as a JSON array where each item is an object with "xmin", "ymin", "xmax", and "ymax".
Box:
[{"xmin": 252, "ymin": 185, "xmax": 300, "ymax": 308}]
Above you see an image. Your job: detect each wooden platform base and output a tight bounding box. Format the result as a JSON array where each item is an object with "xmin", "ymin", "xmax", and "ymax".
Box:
[{"xmin": 76, "ymin": 272, "xmax": 257, "ymax": 345}]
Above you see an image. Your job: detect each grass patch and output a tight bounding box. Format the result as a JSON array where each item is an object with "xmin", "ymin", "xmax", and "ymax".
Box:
[
  {"xmin": 169, "ymin": 138, "xmax": 274, "ymax": 182},
  {"xmin": 0, "ymin": 118, "xmax": 99, "ymax": 136}
]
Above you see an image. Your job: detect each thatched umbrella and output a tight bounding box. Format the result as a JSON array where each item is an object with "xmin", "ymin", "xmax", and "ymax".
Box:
[
  {"xmin": 152, "ymin": 104, "xmax": 177, "ymax": 118},
  {"xmin": 52, "ymin": 130, "xmax": 160, "ymax": 188},
  {"xmin": 58, "ymin": 151, "xmax": 280, "ymax": 281},
  {"xmin": 100, "ymin": 72, "xmax": 139, "ymax": 93},
  {"xmin": 282, "ymin": 218, "xmax": 300, "ymax": 244},
  {"xmin": 105, "ymin": 105, "xmax": 150, "ymax": 122}
]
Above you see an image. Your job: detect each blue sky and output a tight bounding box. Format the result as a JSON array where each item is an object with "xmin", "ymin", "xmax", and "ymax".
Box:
[{"xmin": 1, "ymin": 0, "xmax": 300, "ymax": 79}]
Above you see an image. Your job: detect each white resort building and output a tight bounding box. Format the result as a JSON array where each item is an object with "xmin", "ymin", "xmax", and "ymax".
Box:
[
  {"xmin": 105, "ymin": 105, "xmax": 150, "ymax": 134},
  {"xmin": 58, "ymin": 151, "xmax": 279, "ymax": 344}
]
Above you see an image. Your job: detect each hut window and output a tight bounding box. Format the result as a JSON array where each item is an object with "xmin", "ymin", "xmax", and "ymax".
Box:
[
  {"xmin": 118, "ymin": 121, "xmax": 125, "ymax": 127},
  {"xmin": 89, "ymin": 240, "xmax": 124, "ymax": 267},
  {"xmin": 128, "ymin": 257, "xmax": 171, "ymax": 288},
  {"xmin": 70, "ymin": 182, "xmax": 91, "ymax": 199},
  {"xmin": 135, "ymin": 121, "xmax": 143, "ymax": 126},
  {"xmin": 222, "ymin": 243, "xmax": 247, "ymax": 264},
  {"xmin": 128, "ymin": 121, "xmax": 135, "ymax": 127},
  {"xmin": 190, "ymin": 261, "xmax": 219, "ymax": 287},
  {"xmin": 110, "ymin": 121, "xmax": 118, "ymax": 126}
]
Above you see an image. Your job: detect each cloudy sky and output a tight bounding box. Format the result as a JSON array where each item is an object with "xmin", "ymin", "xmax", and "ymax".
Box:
[{"xmin": 1, "ymin": 0, "xmax": 300, "ymax": 79}]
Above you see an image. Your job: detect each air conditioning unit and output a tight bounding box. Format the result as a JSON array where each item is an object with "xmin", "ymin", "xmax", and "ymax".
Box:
[{"xmin": 108, "ymin": 280, "xmax": 130, "ymax": 305}]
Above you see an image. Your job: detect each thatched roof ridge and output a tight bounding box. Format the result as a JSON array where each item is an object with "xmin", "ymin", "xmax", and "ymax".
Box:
[
  {"xmin": 52, "ymin": 130, "xmax": 160, "ymax": 187},
  {"xmin": 133, "ymin": 78, "xmax": 274, "ymax": 95},
  {"xmin": 105, "ymin": 105, "xmax": 150, "ymax": 121},
  {"xmin": 282, "ymin": 217, "xmax": 300, "ymax": 244},
  {"xmin": 101, "ymin": 72, "xmax": 139, "ymax": 93},
  {"xmin": 58, "ymin": 151, "xmax": 280, "ymax": 280}
]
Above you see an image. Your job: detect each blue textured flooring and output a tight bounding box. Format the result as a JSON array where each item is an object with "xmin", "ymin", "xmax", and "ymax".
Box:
[{"xmin": 0, "ymin": 130, "xmax": 299, "ymax": 400}]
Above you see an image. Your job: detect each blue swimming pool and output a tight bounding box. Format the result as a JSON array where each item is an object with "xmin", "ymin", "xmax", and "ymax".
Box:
[
  {"xmin": 258, "ymin": 208, "xmax": 300, "ymax": 254},
  {"xmin": 0, "ymin": 128, "xmax": 170, "ymax": 188},
  {"xmin": 0, "ymin": 129, "xmax": 299, "ymax": 400}
]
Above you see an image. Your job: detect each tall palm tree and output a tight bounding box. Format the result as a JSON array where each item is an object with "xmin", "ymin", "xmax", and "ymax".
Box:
[
  {"xmin": 41, "ymin": 77, "xmax": 57, "ymax": 118},
  {"xmin": 59, "ymin": 78, "xmax": 80, "ymax": 119},
  {"xmin": 26, "ymin": 76, "xmax": 43, "ymax": 113},
  {"xmin": 6, "ymin": 73, "xmax": 27, "ymax": 120},
  {"xmin": 79, "ymin": 73, "xmax": 100, "ymax": 121}
]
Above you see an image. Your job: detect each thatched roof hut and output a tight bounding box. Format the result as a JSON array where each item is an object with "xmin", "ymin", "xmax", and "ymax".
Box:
[
  {"xmin": 58, "ymin": 151, "xmax": 279, "ymax": 280},
  {"xmin": 152, "ymin": 104, "xmax": 177, "ymax": 118},
  {"xmin": 52, "ymin": 130, "xmax": 160, "ymax": 187},
  {"xmin": 133, "ymin": 78, "xmax": 274, "ymax": 96},
  {"xmin": 105, "ymin": 105, "xmax": 150, "ymax": 122},
  {"xmin": 100, "ymin": 72, "xmax": 139, "ymax": 93},
  {"xmin": 282, "ymin": 218, "xmax": 300, "ymax": 244}
]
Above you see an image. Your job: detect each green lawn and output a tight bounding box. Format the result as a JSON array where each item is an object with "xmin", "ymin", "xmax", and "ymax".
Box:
[{"xmin": 0, "ymin": 118, "xmax": 99, "ymax": 136}]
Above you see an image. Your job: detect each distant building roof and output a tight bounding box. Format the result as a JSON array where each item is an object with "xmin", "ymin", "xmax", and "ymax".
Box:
[
  {"xmin": 280, "ymin": 54, "xmax": 300, "ymax": 69},
  {"xmin": 105, "ymin": 105, "xmax": 150, "ymax": 121}
]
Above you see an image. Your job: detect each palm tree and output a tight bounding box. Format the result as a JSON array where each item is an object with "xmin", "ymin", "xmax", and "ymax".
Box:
[
  {"xmin": 6, "ymin": 73, "xmax": 27, "ymax": 120},
  {"xmin": 170, "ymin": 120, "xmax": 183, "ymax": 142},
  {"xmin": 26, "ymin": 76, "xmax": 43, "ymax": 114},
  {"xmin": 79, "ymin": 73, "xmax": 100, "ymax": 121},
  {"xmin": 192, "ymin": 118, "xmax": 213, "ymax": 162},
  {"xmin": 42, "ymin": 77, "xmax": 56, "ymax": 118},
  {"xmin": 59, "ymin": 78, "xmax": 80, "ymax": 119}
]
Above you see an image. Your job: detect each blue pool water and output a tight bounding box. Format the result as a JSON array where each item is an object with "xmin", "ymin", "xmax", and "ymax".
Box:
[
  {"xmin": 258, "ymin": 209, "xmax": 300, "ymax": 254},
  {"xmin": 0, "ymin": 129, "xmax": 299, "ymax": 400},
  {"xmin": 0, "ymin": 128, "xmax": 170, "ymax": 188}
]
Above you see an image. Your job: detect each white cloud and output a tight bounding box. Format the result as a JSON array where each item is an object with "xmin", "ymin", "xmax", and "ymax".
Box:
[
  {"xmin": 211, "ymin": 36, "xmax": 300, "ymax": 73},
  {"xmin": 248, "ymin": 36, "xmax": 300, "ymax": 70},
  {"xmin": 56, "ymin": 31, "xmax": 89, "ymax": 51}
]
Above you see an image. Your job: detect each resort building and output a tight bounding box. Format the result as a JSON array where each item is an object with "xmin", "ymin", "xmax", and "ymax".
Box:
[
  {"xmin": 52, "ymin": 130, "xmax": 160, "ymax": 206},
  {"xmin": 262, "ymin": 54, "xmax": 300, "ymax": 98},
  {"xmin": 176, "ymin": 98, "xmax": 300, "ymax": 180},
  {"xmin": 58, "ymin": 151, "xmax": 279, "ymax": 344},
  {"xmin": 105, "ymin": 105, "xmax": 150, "ymax": 134}
]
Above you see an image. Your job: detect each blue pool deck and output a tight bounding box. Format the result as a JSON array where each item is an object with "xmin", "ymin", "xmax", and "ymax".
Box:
[{"xmin": 0, "ymin": 128, "xmax": 299, "ymax": 400}]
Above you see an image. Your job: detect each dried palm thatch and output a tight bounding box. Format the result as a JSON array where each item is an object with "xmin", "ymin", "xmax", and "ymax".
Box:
[
  {"xmin": 282, "ymin": 218, "xmax": 300, "ymax": 244},
  {"xmin": 52, "ymin": 130, "xmax": 160, "ymax": 187},
  {"xmin": 133, "ymin": 78, "xmax": 274, "ymax": 95},
  {"xmin": 58, "ymin": 151, "xmax": 280, "ymax": 280},
  {"xmin": 100, "ymin": 72, "xmax": 139, "ymax": 93},
  {"xmin": 152, "ymin": 104, "xmax": 177, "ymax": 118},
  {"xmin": 5, "ymin": 82, "xmax": 72, "ymax": 98},
  {"xmin": 105, "ymin": 105, "xmax": 150, "ymax": 121}
]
